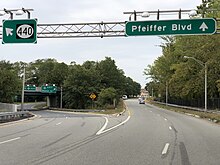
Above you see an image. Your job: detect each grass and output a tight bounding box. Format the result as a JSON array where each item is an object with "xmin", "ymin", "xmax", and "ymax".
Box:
[
  {"xmin": 95, "ymin": 100, "xmax": 125, "ymax": 115},
  {"xmin": 32, "ymin": 103, "xmax": 47, "ymax": 110},
  {"xmin": 49, "ymin": 100, "xmax": 125, "ymax": 115},
  {"xmin": 147, "ymin": 100, "xmax": 220, "ymax": 124}
]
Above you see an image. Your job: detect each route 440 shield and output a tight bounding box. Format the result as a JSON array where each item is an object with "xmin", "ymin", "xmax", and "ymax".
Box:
[{"xmin": 2, "ymin": 19, "xmax": 37, "ymax": 44}]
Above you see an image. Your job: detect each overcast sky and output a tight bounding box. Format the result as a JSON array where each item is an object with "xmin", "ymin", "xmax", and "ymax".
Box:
[{"xmin": 0, "ymin": 0, "xmax": 202, "ymax": 87}]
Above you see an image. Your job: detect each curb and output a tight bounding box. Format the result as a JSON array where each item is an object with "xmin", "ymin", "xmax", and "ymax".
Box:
[{"xmin": 46, "ymin": 109, "xmax": 109, "ymax": 117}]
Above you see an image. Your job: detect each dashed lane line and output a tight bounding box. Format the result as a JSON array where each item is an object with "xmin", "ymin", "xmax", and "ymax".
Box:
[
  {"xmin": 162, "ymin": 143, "xmax": 170, "ymax": 155},
  {"xmin": 0, "ymin": 137, "xmax": 21, "ymax": 145}
]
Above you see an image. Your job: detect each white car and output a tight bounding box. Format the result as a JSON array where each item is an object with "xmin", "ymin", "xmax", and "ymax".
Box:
[
  {"xmin": 122, "ymin": 95, "xmax": 128, "ymax": 100},
  {"xmin": 138, "ymin": 97, "xmax": 145, "ymax": 104}
]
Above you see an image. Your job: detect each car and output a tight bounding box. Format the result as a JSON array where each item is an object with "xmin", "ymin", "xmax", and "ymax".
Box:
[
  {"xmin": 138, "ymin": 97, "xmax": 145, "ymax": 104},
  {"xmin": 122, "ymin": 95, "xmax": 128, "ymax": 100}
]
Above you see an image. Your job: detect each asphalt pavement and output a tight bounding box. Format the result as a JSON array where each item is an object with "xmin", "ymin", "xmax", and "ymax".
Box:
[{"xmin": 0, "ymin": 99, "xmax": 220, "ymax": 165}]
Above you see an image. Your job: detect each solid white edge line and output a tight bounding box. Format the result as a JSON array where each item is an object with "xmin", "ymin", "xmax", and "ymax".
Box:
[
  {"xmin": 98, "ymin": 115, "xmax": 130, "ymax": 135},
  {"xmin": 96, "ymin": 117, "xmax": 108, "ymax": 135},
  {"xmin": 162, "ymin": 143, "xmax": 170, "ymax": 155},
  {"xmin": 0, "ymin": 137, "xmax": 21, "ymax": 145}
]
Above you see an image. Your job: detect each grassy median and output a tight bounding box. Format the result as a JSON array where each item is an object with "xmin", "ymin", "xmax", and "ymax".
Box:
[{"xmin": 95, "ymin": 100, "xmax": 125, "ymax": 115}]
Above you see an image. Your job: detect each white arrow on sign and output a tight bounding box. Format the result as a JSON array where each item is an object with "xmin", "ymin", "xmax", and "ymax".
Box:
[
  {"xmin": 5, "ymin": 28, "xmax": 13, "ymax": 36},
  {"xmin": 199, "ymin": 22, "xmax": 208, "ymax": 31}
]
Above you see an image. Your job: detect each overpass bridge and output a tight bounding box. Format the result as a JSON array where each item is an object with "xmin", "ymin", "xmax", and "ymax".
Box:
[{"xmin": 24, "ymin": 87, "xmax": 61, "ymax": 108}]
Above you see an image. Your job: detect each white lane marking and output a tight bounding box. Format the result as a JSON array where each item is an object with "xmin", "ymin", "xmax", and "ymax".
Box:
[
  {"xmin": 169, "ymin": 126, "xmax": 172, "ymax": 130},
  {"xmin": 56, "ymin": 122, "xmax": 62, "ymax": 126},
  {"xmin": 164, "ymin": 118, "xmax": 167, "ymax": 121},
  {"xmin": 97, "ymin": 116, "xmax": 131, "ymax": 135},
  {"xmin": 96, "ymin": 117, "xmax": 108, "ymax": 135},
  {"xmin": 0, "ymin": 137, "xmax": 21, "ymax": 145},
  {"xmin": 162, "ymin": 143, "xmax": 170, "ymax": 155}
]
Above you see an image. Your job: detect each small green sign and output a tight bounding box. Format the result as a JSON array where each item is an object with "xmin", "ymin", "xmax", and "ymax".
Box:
[
  {"xmin": 24, "ymin": 85, "xmax": 36, "ymax": 91},
  {"xmin": 41, "ymin": 86, "xmax": 57, "ymax": 93},
  {"xmin": 2, "ymin": 19, "xmax": 37, "ymax": 44},
  {"xmin": 125, "ymin": 18, "xmax": 216, "ymax": 36}
]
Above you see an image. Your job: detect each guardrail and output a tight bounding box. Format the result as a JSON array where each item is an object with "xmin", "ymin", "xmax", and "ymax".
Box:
[
  {"xmin": 0, "ymin": 111, "xmax": 33, "ymax": 123},
  {"xmin": 152, "ymin": 101, "xmax": 220, "ymax": 113}
]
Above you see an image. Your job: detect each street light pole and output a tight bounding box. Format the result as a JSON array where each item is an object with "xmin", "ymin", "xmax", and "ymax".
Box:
[
  {"xmin": 205, "ymin": 63, "xmax": 207, "ymax": 111},
  {"xmin": 166, "ymin": 81, "xmax": 168, "ymax": 106},
  {"xmin": 21, "ymin": 67, "xmax": 25, "ymax": 111},
  {"xmin": 60, "ymin": 86, "xmax": 63, "ymax": 109},
  {"xmin": 184, "ymin": 56, "xmax": 207, "ymax": 111}
]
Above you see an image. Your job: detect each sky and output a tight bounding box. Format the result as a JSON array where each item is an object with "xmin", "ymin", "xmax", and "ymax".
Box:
[{"xmin": 0, "ymin": 0, "xmax": 202, "ymax": 88}]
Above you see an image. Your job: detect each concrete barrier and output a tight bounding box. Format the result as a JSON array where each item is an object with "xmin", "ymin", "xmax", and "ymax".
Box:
[
  {"xmin": 0, "ymin": 111, "xmax": 32, "ymax": 123},
  {"xmin": 0, "ymin": 103, "xmax": 18, "ymax": 112}
]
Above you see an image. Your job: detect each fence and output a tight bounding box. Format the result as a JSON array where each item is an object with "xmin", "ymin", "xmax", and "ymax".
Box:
[{"xmin": 161, "ymin": 98, "xmax": 220, "ymax": 110}]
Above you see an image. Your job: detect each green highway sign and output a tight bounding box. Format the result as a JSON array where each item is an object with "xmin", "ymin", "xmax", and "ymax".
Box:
[
  {"xmin": 41, "ymin": 86, "xmax": 57, "ymax": 93},
  {"xmin": 125, "ymin": 18, "xmax": 216, "ymax": 36},
  {"xmin": 24, "ymin": 85, "xmax": 36, "ymax": 91},
  {"xmin": 2, "ymin": 19, "xmax": 37, "ymax": 44}
]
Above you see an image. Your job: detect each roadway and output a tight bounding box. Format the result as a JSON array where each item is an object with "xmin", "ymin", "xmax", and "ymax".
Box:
[{"xmin": 0, "ymin": 99, "xmax": 220, "ymax": 165}]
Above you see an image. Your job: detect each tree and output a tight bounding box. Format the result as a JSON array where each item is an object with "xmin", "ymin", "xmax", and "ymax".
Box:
[
  {"xmin": 97, "ymin": 87, "xmax": 117, "ymax": 107},
  {"xmin": 63, "ymin": 63, "xmax": 101, "ymax": 109},
  {"xmin": 124, "ymin": 77, "xmax": 141, "ymax": 97},
  {"xmin": 0, "ymin": 61, "xmax": 21, "ymax": 103},
  {"xmin": 28, "ymin": 59, "xmax": 68, "ymax": 86},
  {"xmin": 96, "ymin": 57, "xmax": 126, "ymax": 96}
]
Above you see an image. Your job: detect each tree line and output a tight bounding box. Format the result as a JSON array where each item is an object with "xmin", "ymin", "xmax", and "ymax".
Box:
[
  {"xmin": 0, "ymin": 57, "xmax": 141, "ymax": 109},
  {"xmin": 144, "ymin": 0, "xmax": 220, "ymax": 108}
]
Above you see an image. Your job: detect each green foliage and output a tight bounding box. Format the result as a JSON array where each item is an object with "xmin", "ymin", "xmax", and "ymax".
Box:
[
  {"xmin": 216, "ymin": 80, "xmax": 220, "ymax": 93},
  {"xmin": 0, "ymin": 61, "xmax": 21, "ymax": 103},
  {"xmin": 144, "ymin": 0, "xmax": 220, "ymax": 102},
  {"xmin": 145, "ymin": 33, "xmax": 220, "ymax": 101},
  {"xmin": 96, "ymin": 57, "xmax": 126, "ymax": 96},
  {"xmin": 63, "ymin": 63, "xmax": 100, "ymax": 109},
  {"xmin": 0, "ymin": 57, "xmax": 140, "ymax": 108},
  {"xmin": 63, "ymin": 57, "xmax": 140, "ymax": 109},
  {"xmin": 27, "ymin": 59, "xmax": 68, "ymax": 86},
  {"xmin": 97, "ymin": 87, "xmax": 117, "ymax": 107},
  {"xmin": 124, "ymin": 77, "xmax": 141, "ymax": 97}
]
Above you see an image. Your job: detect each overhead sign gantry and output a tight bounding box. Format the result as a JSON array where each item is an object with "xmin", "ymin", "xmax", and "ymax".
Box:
[{"xmin": 0, "ymin": 8, "xmax": 219, "ymax": 42}]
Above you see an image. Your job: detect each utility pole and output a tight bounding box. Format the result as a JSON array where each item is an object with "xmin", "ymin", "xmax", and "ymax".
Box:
[{"xmin": 21, "ymin": 67, "xmax": 25, "ymax": 111}]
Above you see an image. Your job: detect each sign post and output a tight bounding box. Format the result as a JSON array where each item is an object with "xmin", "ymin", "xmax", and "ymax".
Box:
[
  {"xmin": 2, "ymin": 19, "xmax": 37, "ymax": 44},
  {"xmin": 90, "ymin": 93, "xmax": 96, "ymax": 109},
  {"xmin": 125, "ymin": 18, "xmax": 216, "ymax": 36}
]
